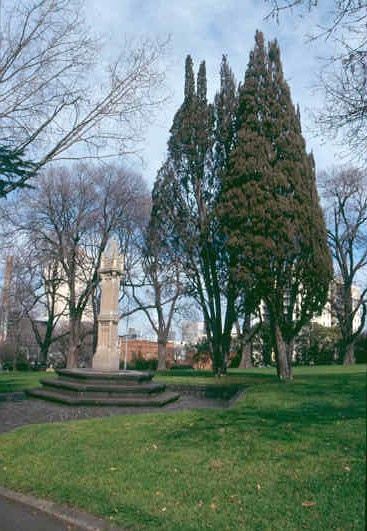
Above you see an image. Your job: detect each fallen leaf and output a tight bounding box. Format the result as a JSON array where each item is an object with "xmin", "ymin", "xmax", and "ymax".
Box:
[
  {"xmin": 344, "ymin": 466, "xmax": 351, "ymax": 472},
  {"xmin": 302, "ymin": 501, "xmax": 316, "ymax": 508},
  {"xmin": 209, "ymin": 459, "xmax": 223, "ymax": 470}
]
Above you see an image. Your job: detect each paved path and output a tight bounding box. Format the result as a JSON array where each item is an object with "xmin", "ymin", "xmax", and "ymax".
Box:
[
  {"xmin": 0, "ymin": 491, "xmax": 85, "ymax": 531},
  {"xmin": 0, "ymin": 393, "xmax": 227, "ymax": 530},
  {"xmin": 0, "ymin": 486, "xmax": 124, "ymax": 530},
  {"xmin": 0, "ymin": 393, "xmax": 227, "ymax": 435}
]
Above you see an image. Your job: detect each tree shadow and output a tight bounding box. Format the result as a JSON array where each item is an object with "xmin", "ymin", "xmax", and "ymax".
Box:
[{"xmin": 159, "ymin": 372, "xmax": 366, "ymax": 448}]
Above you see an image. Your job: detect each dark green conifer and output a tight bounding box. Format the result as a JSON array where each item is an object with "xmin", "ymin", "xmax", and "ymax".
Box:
[
  {"xmin": 214, "ymin": 55, "xmax": 238, "ymax": 184},
  {"xmin": 0, "ymin": 145, "xmax": 36, "ymax": 197},
  {"xmin": 220, "ymin": 32, "xmax": 332, "ymax": 380},
  {"xmin": 151, "ymin": 55, "xmax": 239, "ymax": 374}
]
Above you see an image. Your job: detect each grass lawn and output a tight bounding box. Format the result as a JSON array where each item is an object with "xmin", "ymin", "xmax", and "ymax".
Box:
[
  {"xmin": 0, "ymin": 365, "xmax": 365, "ymax": 530},
  {"xmin": 0, "ymin": 370, "xmax": 55, "ymax": 393}
]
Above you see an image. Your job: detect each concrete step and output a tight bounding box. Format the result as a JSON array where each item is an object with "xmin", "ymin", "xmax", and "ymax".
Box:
[{"xmin": 27, "ymin": 388, "xmax": 180, "ymax": 407}]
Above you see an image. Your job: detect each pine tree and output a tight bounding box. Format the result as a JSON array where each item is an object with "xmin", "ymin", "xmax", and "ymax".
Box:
[{"xmin": 219, "ymin": 32, "xmax": 332, "ymax": 380}]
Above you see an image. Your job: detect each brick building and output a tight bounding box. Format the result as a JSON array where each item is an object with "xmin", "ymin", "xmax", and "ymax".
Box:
[{"xmin": 118, "ymin": 337, "xmax": 176, "ymax": 366}]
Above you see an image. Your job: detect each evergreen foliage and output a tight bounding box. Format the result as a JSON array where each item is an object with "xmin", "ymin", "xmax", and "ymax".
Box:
[
  {"xmin": 219, "ymin": 31, "xmax": 332, "ymax": 380},
  {"xmin": 0, "ymin": 146, "xmax": 36, "ymax": 197},
  {"xmin": 151, "ymin": 55, "xmax": 239, "ymax": 374}
]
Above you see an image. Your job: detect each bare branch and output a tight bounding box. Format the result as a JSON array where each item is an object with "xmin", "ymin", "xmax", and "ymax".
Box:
[{"xmin": 0, "ymin": 0, "xmax": 169, "ymax": 194}]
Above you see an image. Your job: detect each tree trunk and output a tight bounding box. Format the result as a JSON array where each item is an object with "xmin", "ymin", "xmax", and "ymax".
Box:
[
  {"xmin": 40, "ymin": 346, "xmax": 49, "ymax": 366},
  {"xmin": 343, "ymin": 341, "xmax": 355, "ymax": 365},
  {"xmin": 239, "ymin": 340, "xmax": 252, "ymax": 368},
  {"xmin": 211, "ymin": 343, "xmax": 227, "ymax": 375},
  {"xmin": 211, "ymin": 342, "xmax": 224, "ymax": 375},
  {"xmin": 340, "ymin": 283, "xmax": 356, "ymax": 365},
  {"xmin": 273, "ymin": 324, "xmax": 293, "ymax": 380},
  {"xmin": 238, "ymin": 314, "xmax": 253, "ymax": 368},
  {"xmin": 67, "ymin": 318, "xmax": 82, "ymax": 368},
  {"xmin": 157, "ymin": 340, "xmax": 167, "ymax": 371},
  {"xmin": 67, "ymin": 344, "xmax": 78, "ymax": 369}
]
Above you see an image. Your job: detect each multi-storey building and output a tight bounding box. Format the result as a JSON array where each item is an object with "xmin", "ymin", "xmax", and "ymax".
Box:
[
  {"xmin": 312, "ymin": 278, "xmax": 362, "ymax": 332},
  {"xmin": 181, "ymin": 321, "xmax": 206, "ymax": 345}
]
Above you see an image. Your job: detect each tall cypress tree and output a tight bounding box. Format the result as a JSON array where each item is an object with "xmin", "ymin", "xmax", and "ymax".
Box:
[
  {"xmin": 219, "ymin": 32, "xmax": 332, "ymax": 380},
  {"xmin": 214, "ymin": 55, "xmax": 238, "ymax": 183},
  {"xmin": 151, "ymin": 55, "xmax": 239, "ymax": 373}
]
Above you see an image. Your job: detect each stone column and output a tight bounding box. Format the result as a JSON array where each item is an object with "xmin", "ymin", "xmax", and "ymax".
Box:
[{"xmin": 92, "ymin": 239, "xmax": 124, "ymax": 371}]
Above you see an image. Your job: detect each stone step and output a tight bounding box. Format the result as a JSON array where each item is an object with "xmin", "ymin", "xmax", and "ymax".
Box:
[
  {"xmin": 26, "ymin": 388, "xmax": 180, "ymax": 407},
  {"xmin": 56, "ymin": 369, "xmax": 154, "ymax": 385},
  {"xmin": 40, "ymin": 378, "xmax": 166, "ymax": 396}
]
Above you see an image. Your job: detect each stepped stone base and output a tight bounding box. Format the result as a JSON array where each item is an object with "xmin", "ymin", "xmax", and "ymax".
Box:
[{"xmin": 27, "ymin": 369, "xmax": 180, "ymax": 407}]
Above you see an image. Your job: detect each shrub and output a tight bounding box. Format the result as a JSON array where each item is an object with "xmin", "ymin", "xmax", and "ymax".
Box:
[
  {"xmin": 124, "ymin": 354, "xmax": 158, "ymax": 371},
  {"xmin": 15, "ymin": 353, "xmax": 31, "ymax": 371},
  {"xmin": 169, "ymin": 364, "xmax": 194, "ymax": 370}
]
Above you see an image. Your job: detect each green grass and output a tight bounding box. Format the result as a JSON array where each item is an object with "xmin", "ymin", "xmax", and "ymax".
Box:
[
  {"xmin": 0, "ymin": 365, "xmax": 365, "ymax": 530},
  {"xmin": 0, "ymin": 370, "xmax": 55, "ymax": 393}
]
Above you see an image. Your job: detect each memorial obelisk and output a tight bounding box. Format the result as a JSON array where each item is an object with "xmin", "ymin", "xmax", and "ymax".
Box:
[{"xmin": 92, "ymin": 238, "xmax": 124, "ymax": 371}]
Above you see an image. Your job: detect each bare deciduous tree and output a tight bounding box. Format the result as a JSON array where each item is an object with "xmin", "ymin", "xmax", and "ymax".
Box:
[
  {"xmin": 265, "ymin": 1, "xmax": 367, "ymax": 165},
  {"xmin": 0, "ymin": 0, "xmax": 167, "ymax": 195},
  {"xmin": 126, "ymin": 215, "xmax": 186, "ymax": 371},
  {"xmin": 265, "ymin": 0, "xmax": 317, "ymax": 20},
  {"xmin": 319, "ymin": 166, "xmax": 367, "ymax": 364},
  {"xmin": 10, "ymin": 251, "xmax": 69, "ymax": 365},
  {"xmin": 1, "ymin": 162, "xmax": 149, "ymax": 368}
]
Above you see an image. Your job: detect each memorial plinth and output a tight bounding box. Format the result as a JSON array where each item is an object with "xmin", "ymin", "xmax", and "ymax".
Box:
[
  {"xmin": 27, "ymin": 239, "xmax": 179, "ymax": 407},
  {"xmin": 28, "ymin": 368, "xmax": 179, "ymax": 406}
]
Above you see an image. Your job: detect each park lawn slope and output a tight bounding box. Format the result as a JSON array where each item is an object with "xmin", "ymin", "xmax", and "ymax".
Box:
[{"xmin": 0, "ymin": 366, "xmax": 365, "ymax": 530}]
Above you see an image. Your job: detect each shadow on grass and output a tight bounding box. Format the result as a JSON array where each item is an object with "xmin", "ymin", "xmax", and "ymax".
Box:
[
  {"xmin": 0, "ymin": 378, "xmax": 17, "ymax": 393},
  {"xmin": 0, "ymin": 372, "xmax": 55, "ymax": 393},
  {"xmin": 159, "ymin": 371, "xmax": 366, "ymax": 449}
]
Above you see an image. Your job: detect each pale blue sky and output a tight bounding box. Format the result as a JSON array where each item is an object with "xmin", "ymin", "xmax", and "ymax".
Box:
[{"xmin": 85, "ymin": 0, "xmax": 343, "ymax": 188}]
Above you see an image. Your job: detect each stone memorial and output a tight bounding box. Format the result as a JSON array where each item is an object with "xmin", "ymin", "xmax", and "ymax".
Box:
[
  {"xmin": 92, "ymin": 238, "xmax": 124, "ymax": 371},
  {"xmin": 27, "ymin": 239, "xmax": 179, "ymax": 407}
]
